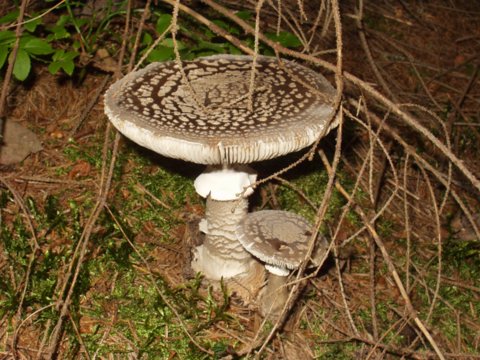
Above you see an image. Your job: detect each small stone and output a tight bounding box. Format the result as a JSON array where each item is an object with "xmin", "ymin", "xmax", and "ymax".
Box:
[{"xmin": 0, "ymin": 121, "xmax": 42, "ymax": 165}]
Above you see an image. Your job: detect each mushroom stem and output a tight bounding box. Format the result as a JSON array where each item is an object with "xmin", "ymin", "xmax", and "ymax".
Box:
[
  {"xmin": 191, "ymin": 164, "xmax": 258, "ymax": 280},
  {"xmin": 191, "ymin": 196, "xmax": 253, "ymax": 279},
  {"xmin": 260, "ymin": 272, "xmax": 289, "ymax": 318}
]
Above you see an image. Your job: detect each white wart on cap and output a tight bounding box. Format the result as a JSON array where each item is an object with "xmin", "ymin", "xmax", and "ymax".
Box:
[
  {"xmin": 236, "ymin": 210, "xmax": 329, "ymax": 271},
  {"xmin": 104, "ymin": 54, "xmax": 337, "ymax": 165}
]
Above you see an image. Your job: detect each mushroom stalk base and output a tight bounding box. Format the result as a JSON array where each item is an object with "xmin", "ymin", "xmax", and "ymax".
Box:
[
  {"xmin": 191, "ymin": 197, "xmax": 253, "ymax": 280},
  {"xmin": 260, "ymin": 273, "xmax": 289, "ymax": 318}
]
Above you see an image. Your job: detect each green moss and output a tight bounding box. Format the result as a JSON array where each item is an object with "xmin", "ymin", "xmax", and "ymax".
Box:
[
  {"xmin": 315, "ymin": 342, "xmax": 358, "ymax": 359},
  {"xmin": 115, "ymin": 148, "xmax": 199, "ymax": 237},
  {"xmin": 77, "ymin": 268, "xmax": 230, "ymax": 358}
]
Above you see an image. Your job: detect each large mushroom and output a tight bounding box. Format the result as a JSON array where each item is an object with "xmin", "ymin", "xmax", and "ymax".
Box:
[
  {"xmin": 236, "ymin": 210, "xmax": 329, "ymax": 317},
  {"xmin": 104, "ymin": 54, "xmax": 337, "ymax": 287}
]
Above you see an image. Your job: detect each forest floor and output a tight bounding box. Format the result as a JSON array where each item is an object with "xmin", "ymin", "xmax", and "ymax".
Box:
[{"xmin": 0, "ymin": 0, "xmax": 479, "ymax": 359}]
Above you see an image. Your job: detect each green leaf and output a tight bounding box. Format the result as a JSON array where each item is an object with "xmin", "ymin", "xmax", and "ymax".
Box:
[
  {"xmin": 0, "ymin": 31, "xmax": 15, "ymax": 46},
  {"xmin": 212, "ymin": 19, "xmax": 229, "ymax": 30},
  {"xmin": 228, "ymin": 44, "xmax": 242, "ymax": 55},
  {"xmin": 18, "ymin": 35, "xmax": 33, "ymax": 49},
  {"xmin": 48, "ymin": 50, "xmax": 78, "ymax": 75},
  {"xmin": 48, "ymin": 16, "xmax": 72, "ymax": 41},
  {"xmin": 0, "ymin": 45, "xmax": 8, "ymax": 69},
  {"xmin": 52, "ymin": 49, "xmax": 78, "ymax": 62},
  {"xmin": 61, "ymin": 60, "xmax": 75, "ymax": 75},
  {"xmin": 23, "ymin": 38, "xmax": 54, "ymax": 55},
  {"xmin": 24, "ymin": 17, "xmax": 42, "ymax": 33},
  {"xmin": 146, "ymin": 46, "xmax": 174, "ymax": 62},
  {"xmin": 48, "ymin": 59, "xmax": 75, "ymax": 75},
  {"xmin": 0, "ymin": 10, "xmax": 19, "ymax": 25},
  {"xmin": 161, "ymin": 38, "xmax": 185, "ymax": 50},
  {"xmin": 47, "ymin": 61, "xmax": 62, "ymax": 74},
  {"xmin": 212, "ymin": 19, "xmax": 239, "ymax": 35},
  {"xmin": 196, "ymin": 40, "xmax": 227, "ymax": 53},
  {"xmin": 236, "ymin": 11, "xmax": 252, "ymax": 20},
  {"xmin": 56, "ymin": 14, "xmax": 72, "ymax": 28},
  {"xmin": 75, "ymin": 18, "xmax": 88, "ymax": 28},
  {"xmin": 156, "ymin": 14, "xmax": 172, "ymax": 34},
  {"xmin": 72, "ymin": 40, "xmax": 81, "ymax": 51},
  {"xmin": 48, "ymin": 25, "xmax": 70, "ymax": 41},
  {"xmin": 266, "ymin": 31, "xmax": 302, "ymax": 48},
  {"xmin": 12, "ymin": 48, "xmax": 31, "ymax": 81},
  {"xmin": 203, "ymin": 29, "xmax": 215, "ymax": 40},
  {"xmin": 142, "ymin": 32, "xmax": 153, "ymax": 47},
  {"xmin": 181, "ymin": 51, "xmax": 196, "ymax": 60},
  {"xmin": 262, "ymin": 48, "xmax": 275, "ymax": 56}
]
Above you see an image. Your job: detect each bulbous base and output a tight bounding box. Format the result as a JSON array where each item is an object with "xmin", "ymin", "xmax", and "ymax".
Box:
[{"xmin": 259, "ymin": 273, "xmax": 290, "ymax": 319}]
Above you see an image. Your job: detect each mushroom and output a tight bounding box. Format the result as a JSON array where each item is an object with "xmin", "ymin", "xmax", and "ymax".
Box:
[
  {"xmin": 236, "ymin": 210, "xmax": 329, "ymax": 318},
  {"xmin": 104, "ymin": 54, "xmax": 337, "ymax": 286}
]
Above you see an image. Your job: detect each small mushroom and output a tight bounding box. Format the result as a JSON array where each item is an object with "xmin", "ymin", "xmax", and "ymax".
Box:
[
  {"xmin": 104, "ymin": 54, "xmax": 337, "ymax": 286},
  {"xmin": 236, "ymin": 210, "xmax": 329, "ymax": 318}
]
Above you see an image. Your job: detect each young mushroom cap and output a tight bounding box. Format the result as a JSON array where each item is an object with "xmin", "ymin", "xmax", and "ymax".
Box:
[
  {"xmin": 236, "ymin": 210, "xmax": 329, "ymax": 270},
  {"xmin": 104, "ymin": 54, "xmax": 338, "ymax": 165}
]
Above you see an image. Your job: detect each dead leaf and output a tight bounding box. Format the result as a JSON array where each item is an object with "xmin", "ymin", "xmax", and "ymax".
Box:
[
  {"xmin": 68, "ymin": 160, "xmax": 91, "ymax": 179},
  {"xmin": 454, "ymin": 54, "xmax": 466, "ymax": 66},
  {"xmin": 50, "ymin": 130, "xmax": 64, "ymax": 139},
  {"xmin": 121, "ymin": 188, "xmax": 130, "ymax": 199},
  {"xmin": 93, "ymin": 48, "xmax": 117, "ymax": 73}
]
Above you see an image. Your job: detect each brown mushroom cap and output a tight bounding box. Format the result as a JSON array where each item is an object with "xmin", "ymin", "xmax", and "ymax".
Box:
[
  {"xmin": 104, "ymin": 55, "xmax": 338, "ymax": 165},
  {"xmin": 236, "ymin": 210, "xmax": 329, "ymax": 269}
]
